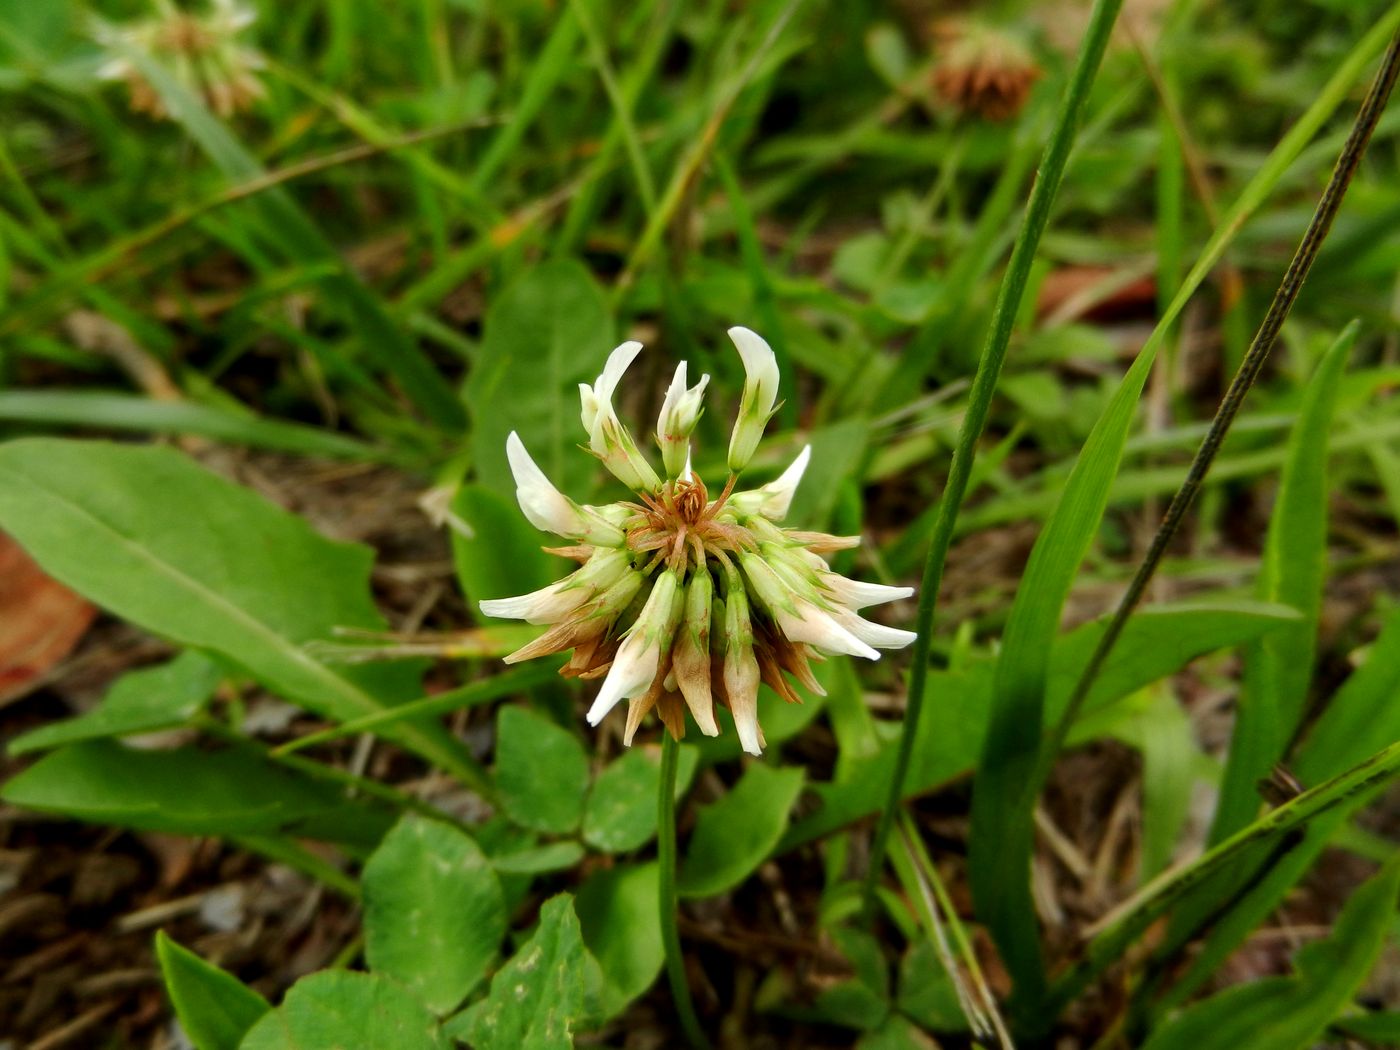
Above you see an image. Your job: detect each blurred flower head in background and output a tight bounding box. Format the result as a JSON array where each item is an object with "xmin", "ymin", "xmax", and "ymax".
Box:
[
  {"xmin": 480, "ymin": 328, "xmax": 915, "ymax": 755},
  {"xmin": 932, "ymin": 17, "xmax": 1041, "ymax": 122},
  {"xmin": 95, "ymin": 0, "xmax": 266, "ymax": 119}
]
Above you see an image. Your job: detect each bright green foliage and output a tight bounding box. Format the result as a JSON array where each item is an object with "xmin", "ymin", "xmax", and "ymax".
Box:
[
  {"xmin": 362, "ymin": 815, "xmax": 506, "ymax": 1015},
  {"xmin": 450, "ymin": 484, "xmax": 555, "ymax": 619},
  {"xmin": 1212, "ymin": 324, "xmax": 1356, "ymax": 840},
  {"xmin": 156, "ymin": 932, "xmax": 270, "ymax": 1050},
  {"xmin": 2, "ymin": 740, "xmax": 391, "ymax": 847},
  {"xmin": 447, "ymin": 895, "xmax": 602, "ymax": 1050},
  {"xmin": 465, "ymin": 261, "xmax": 616, "ymax": 503},
  {"xmin": 575, "ymin": 863, "xmax": 665, "ymax": 1017},
  {"xmin": 0, "ymin": 439, "xmax": 479, "ymax": 785},
  {"xmin": 582, "ymin": 744, "xmax": 698, "ymax": 853},
  {"xmin": 678, "ymin": 762, "xmax": 804, "ymax": 898},
  {"xmin": 1141, "ymin": 860, "xmax": 1400, "ymax": 1050},
  {"xmin": 10, "ymin": 649, "xmax": 223, "ymax": 756},
  {"xmin": 239, "ymin": 971, "xmax": 448, "ymax": 1050},
  {"xmin": 494, "ymin": 706, "xmax": 591, "ymax": 834}
]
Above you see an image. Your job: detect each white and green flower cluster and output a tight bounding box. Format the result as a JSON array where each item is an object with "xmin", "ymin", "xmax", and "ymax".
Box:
[{"xmin": 482, "ymin": 328, "xmax": 914, "ymax": 755}]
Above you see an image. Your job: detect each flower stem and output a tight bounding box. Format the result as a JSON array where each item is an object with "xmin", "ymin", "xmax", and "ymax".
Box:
[
  {"xmin": 860, "ymin": 0, "xmax": 1125, "ymax": 922},
  {"xmin": 659, "ymin": 733, "xmax": 709, "ymax": 1048}
]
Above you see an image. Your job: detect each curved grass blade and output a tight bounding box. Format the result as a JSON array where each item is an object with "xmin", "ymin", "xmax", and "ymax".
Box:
[
  {"xmin": 966, "ymin": 25, "xmax": 1400, "ymax": 1014},
  {"xmin": 864, "ymin": 0, "xmax": 1126, "ymax": 927}
]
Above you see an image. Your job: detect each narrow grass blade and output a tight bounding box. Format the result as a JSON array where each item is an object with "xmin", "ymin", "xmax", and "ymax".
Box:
[
  {"xmin": 1210, "ymin": 323, "xmax": 1356, "ymax": 840},
  {"xmin": 968, "ymin": 26, "xmax": 1400, "ymax": 1017},
  {"xmin": 0, "ymin": 391, "xmax": 404, "ymax": 464},
  {"xmin": 117, "ymin": 45, "xmax": 466, "ymax": 431},
  {"xmin": 1049, "ymin": 730, "xmax": 1400, "ymax": 1014},
  {"xmin": 866, "ymin": 0, "xmax": 1126, "ymax": 962}
]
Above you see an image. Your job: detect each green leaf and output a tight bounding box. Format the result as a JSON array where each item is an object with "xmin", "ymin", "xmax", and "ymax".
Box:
[
  {"xmin": 495, "ymin": 706, "xmax": 591, "ymax": 835},
  {"xmin": 489, "ymin": 841, "xmax": 586, "ymax": 875},
  {"xmin": 239, "ymin": 971, "xmax": 448, "ymax": 1050},
  {"xmin": 575, "ymin": 862, "xmax": 664, "ymax": 1017},
  {"xmin": 362, "ymin": 815, "xmax": 506, "ymax": 1015},
  {"xmin": 582, "ymin": 744, "xmax": 698, "ymax": 853},
  {"xmin": 1332, "ymin": 1011, "xmax": 1400, "ymax": 1043},
  {"xmin": 466, "ymin": 261, "xmax": 615, "ymax": 504},
  {"xmin": 447, "ymin": 894, "xmax": 602, "ymax": 1050},
  {"xmin": 968, "ymin": 333, "xmax": 1159, "ymax": 996},
  {"xmin": 0, "ymin": 391, "xmax": 400, "ymax": 465},
  {"xmin": 1141, "ymin": 859, "xmax": 1400, "ymax": 1050},
  {"xmin": 1075, "ymin": 685, "xmax": 1204, "ymax": 880},
  {"xmin": 785, "ymin": 418, "xmax": 870, "ymax": 529},
  {"xmin": 449, "ymin": 484, "xmax": 554, "ymax": 619},
  {"xmin": 1212, "ymin": 323, "xmax": 1356, "ymax": 841},
  {"xmin": 157, "ymin": 931, "xmax": 269, "ymax": 1050},
  {"xmin": 0, "ymin": 439, "xmax": 481, "ymax": 789},
  {"xmin": 1146, "ymin": 604, "xmax": 1400, "ymax": 1013},
  {"xmin": 679, "ymin": 763, "xmax": 804, "ymax": 898},
  {"xmin": 3, "ymin": 740, "xmax": 392, "ymax": 847},
  {"xmin": 897, "ymin": 939, "xmax": 968, "ymax": 1033},
  {"xmin": 783, "ymin": 600, "xmax": 1294, "ymax": 853},
  {"xmin": 10, "ymin": 650, "xmax": 223, "ymax": 756}
]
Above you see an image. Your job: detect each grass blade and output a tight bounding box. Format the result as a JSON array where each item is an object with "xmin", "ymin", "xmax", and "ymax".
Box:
[
  {"xmin": 117, "ymin": 44, "xmax": 466, "ymax": 431},
  {"xmin": 865, "ymin": 0, "xmax": 1126, "ymax": 951},
  {"xmin": 1210, "ymin": 323, "xmax": 1357, "ymax": 840}
]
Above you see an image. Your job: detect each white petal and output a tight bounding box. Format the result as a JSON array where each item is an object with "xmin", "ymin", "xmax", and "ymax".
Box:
[
  {"xmin": 505, "ymin": 432, "xmax": 582, "ymax": 536},
  {"xmin": 756, "ymin": 445, "xmax": 810, "ymax": 519},
  {"xmin": 728, "ymin": 326, "xmax": 779, "ymax": 396},
  {"xmin": 478, "ymin": 579, "xmax": 583, "ymax": 624},
  {"xmin": 832, "ymin": 607, "xmax": 917, "ymax": 650},
  {"xmin": 594, "ymin": 341, "xmax": 644, "ymax": 404},
  {"xmin": 823, "ymin": 575, "xmax": 915, "ymax": 610},
  {"xmin": 777, "ymin": 602, "xmax": 879, "ymax": 660},
  {"xmin": 585, "ymin": 633, "xmax": 658, "ymax": 725},
  {"xmin": 734, "ymin": 707, "xmax": 763, "ymax": 756}
]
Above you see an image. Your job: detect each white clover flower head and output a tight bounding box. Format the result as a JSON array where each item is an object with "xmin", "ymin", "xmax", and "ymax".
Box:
[
  {"xmin": 93, "ymin": 0, "xmax": 266, "ymax": 120},
  {"xmin": 480, "ymin": 328, "xmax": 914, "ymax": 754}
]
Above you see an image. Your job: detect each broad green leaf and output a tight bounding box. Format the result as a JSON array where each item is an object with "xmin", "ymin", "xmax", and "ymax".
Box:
[
  {"xmin": 582, "ymin": 744, "xmax": 698, "ymax": 853},
  {"xmin": 449, "ymin": 484, "xmax": 554, "ymax": 619},
  {"xmin": 1141, "ymin": 859, "xmax": 1400, "ymax": 1050},
  {"xmin": 465, "ymin": 261, "xmax": 614, "ymax": 504},
  {"xmin": 362, "ymin": 816, "xmax": 506, "ymax": 1015},
  {"xmin": 575, "ymin": 863, "xmax": 664, "ymax": 1017},
  {"xmin": 968, "ymin": 335, "xmax": 1158, "ymax": 996},
  {"xmin": 0, "ymin": 439, "xmax": 482, "ymax": 789},
  {"xmin": 157, "ymin": 932, "xmax": 269, "ymax": 1050},
  {"xmin": 679, "ymin": 763, "xmax": 804, "ymax": 898},
  {"xmin": 495, "ymin": 706, "xmax": 591, "ymax": 834},
  {"xmin": 239, "ymin": 971, "xmax": 447, "ymax": 1050},
  {"xmin": 116, "ymin": 47, "xmax": 464, "ymax": 430},
  {"xmin": 447, "ymin": 894, "xmax": 602, "ymax": 1050},
  {"xmin": 10, "ymin": 650, "xmax": 223, "ymax": 756},
  {"xmin": 3, "ymin": 740, "xmax": 392, "ymax": 846},
  {"xmin": 1212, "ymin": 323, "xmax": 1356, "ymax": 840}
]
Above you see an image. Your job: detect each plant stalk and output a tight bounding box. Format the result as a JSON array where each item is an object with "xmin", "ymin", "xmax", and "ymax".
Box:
[
  {"xmin": 1045, "ymin": 31, "xmax": 1400, "ymax": 761},
  {"xmin": 659, "ymin": 733, "xmax": 709, "ymax": 1048},
  {"xmin": 862, "ymin": 0, "xmax": 1125, "ymax": 919}
]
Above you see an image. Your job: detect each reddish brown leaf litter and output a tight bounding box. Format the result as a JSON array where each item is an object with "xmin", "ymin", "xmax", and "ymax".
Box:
[{"xmin": 0, "ymin": 534, "xmax": 97, "ymax": 707}]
